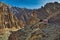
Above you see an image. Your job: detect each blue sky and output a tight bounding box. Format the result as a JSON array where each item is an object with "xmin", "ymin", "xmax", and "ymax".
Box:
[{"xmin": 0, "ymin": 0, "xmax": 60, "ymax": 9}]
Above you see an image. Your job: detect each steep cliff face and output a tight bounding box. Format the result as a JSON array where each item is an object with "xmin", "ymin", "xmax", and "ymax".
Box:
[{"xmin": 0, "ymin": 2, "xmax": 24, "ymax": 32}]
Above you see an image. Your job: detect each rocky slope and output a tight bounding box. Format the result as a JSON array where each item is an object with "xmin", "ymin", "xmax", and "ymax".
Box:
[
  {"xmin": 0, "ymin": 2, "xmax": 24, "ymax": 32},
  {"xmin": 8, "ymin": 22, "xmax": 60, "ymax": 40},
  {"xmin": 8, "ymin": 2, "xmax": 60, "ymax": 40},
  {"xmin": 0, "ymin": 2, "xmax": 60, "ymax": 40}
]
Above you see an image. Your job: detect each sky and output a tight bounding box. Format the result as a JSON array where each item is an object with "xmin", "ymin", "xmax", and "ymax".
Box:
[{"xmin": 0, "ymin": 0, "xmax": 60, "ymax": 9}]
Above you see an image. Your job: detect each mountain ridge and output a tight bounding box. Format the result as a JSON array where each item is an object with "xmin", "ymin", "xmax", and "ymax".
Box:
[{"xmin": 11, "ymin": 2, "xmax": 60, "ymax": 25}]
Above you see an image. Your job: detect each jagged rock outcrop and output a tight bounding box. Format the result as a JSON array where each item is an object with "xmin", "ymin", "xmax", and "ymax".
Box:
[
  {"xmin": 0, "ymin": 2, "xmax": 24, "ymax": 40},
  {"xmin": 0, "ymin": 2, "xmax": 24, "ymax": 32}
]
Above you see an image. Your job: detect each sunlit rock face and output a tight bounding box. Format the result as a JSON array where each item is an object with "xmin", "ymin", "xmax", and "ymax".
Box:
[
  {"xmin": 0, "ymin": 2, "xmax": 25, "ymax": 32},
  {"xmin": 0, "ymin": 2, "xmax": 40, "ymax": 32}
]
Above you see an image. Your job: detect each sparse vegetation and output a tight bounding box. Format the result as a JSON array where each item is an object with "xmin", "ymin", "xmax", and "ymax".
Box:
[{"xmin": 0, "ymin": 31, "xmax": 11, "ymax": 40}]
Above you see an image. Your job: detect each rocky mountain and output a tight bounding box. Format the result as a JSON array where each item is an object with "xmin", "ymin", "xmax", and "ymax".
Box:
[
  {"xmin": 11, "ymin": 2, "xmax": 60, "ymax": 26},
  {"xmin": 0, "ymin": 2, "xmax": 60, "ymax": 40},
  {"xmin": 0, "ymin": 2, "xmax": 25, "ymax": 32},
  {"xmin": 8, "ymin": 2, "xmax": 60, "ymax": 40}
]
